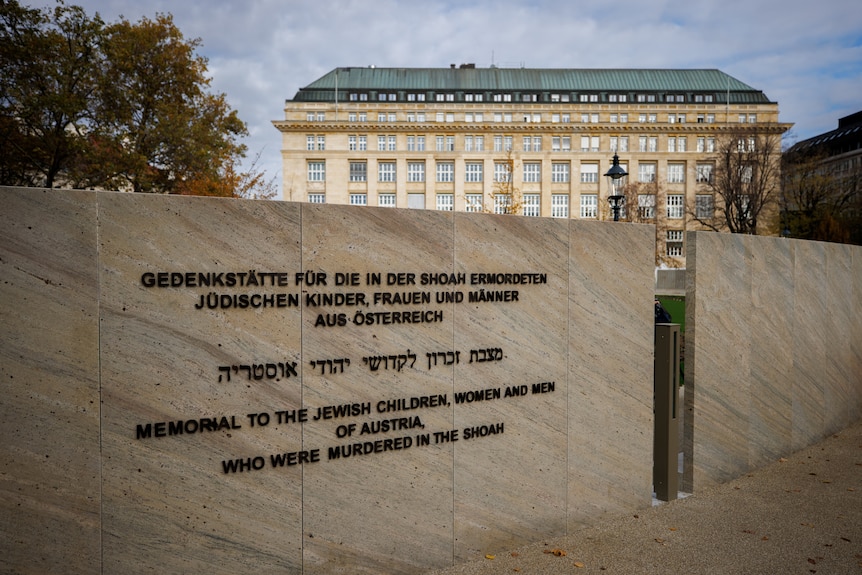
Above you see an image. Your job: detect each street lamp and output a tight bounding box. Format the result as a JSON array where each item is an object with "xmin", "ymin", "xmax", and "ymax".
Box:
[{"xmin": 604, "ymin": 153, "xmax": 628, "ymax": 221}]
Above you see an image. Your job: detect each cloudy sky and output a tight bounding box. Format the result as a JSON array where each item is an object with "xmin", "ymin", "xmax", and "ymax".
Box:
[{"xmin": 29, "ymin": 0, "xmax": 862, "ymax": 196}]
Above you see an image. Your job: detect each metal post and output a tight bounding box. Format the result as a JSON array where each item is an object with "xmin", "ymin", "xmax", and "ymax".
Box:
[{"xmin": 654, "ymin": 323, "xmax": 680, "ymax": 501}]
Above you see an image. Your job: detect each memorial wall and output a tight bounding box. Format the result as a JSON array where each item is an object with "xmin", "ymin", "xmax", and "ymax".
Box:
[
  {"xmin": 1, "ymin": 187, "xmax": 655, "ymax": 574},
  {"xmin": 684, "ymin": 232, "xmax": 862, "ymax": 492}
]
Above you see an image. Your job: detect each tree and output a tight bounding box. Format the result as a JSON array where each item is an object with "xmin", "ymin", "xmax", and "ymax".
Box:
[
  {"xmin": 80, "ymin": 13, "xmax": 247, "ymax": 193},
  {"xmin": 781, "ymin": 146, "xmax": 862, "ymax": 244},
  {"xmin": 0, "ymin": 1, "xmax": 103, "ymax": 188},
  {"xmin": 607, "ymin": 178, "xmax": 680, "ymax": 267},
  {"xmin": 487, "ymin": 152, "xmax": 523, "ymax": 214},
  {"xmin": 176, "ymin": 150, "xmax": 277, "ymax": 200},
  {"xmin": 690, "ymin": 129, "xmax": 783, "ymax": 234},
  {"xmin": 0, "ymin": 1, "xmax": 270, "ymax": 198}
]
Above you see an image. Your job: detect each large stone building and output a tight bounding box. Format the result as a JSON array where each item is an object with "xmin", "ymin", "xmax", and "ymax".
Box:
[
  {"xmin": 274, "ymin": 66, "xmax": 789, "ymax": 263},
  {"xmin": 783, "ymin": 110, "xmax": 862, "ymax": 244}
]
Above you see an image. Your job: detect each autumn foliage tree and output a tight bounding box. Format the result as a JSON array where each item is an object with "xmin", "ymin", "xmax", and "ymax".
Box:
[{"xmin": 0, "ymin": 1, "xmax": 270, "ymax": 197}]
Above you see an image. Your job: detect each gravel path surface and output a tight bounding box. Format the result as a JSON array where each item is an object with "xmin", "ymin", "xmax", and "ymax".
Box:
[{"xmin": 425, "ymin": 419, "xmax": 862, "ymax": 575}]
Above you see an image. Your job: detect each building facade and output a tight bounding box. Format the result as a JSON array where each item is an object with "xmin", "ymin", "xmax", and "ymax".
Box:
[
  {"xmin": 784, "ymin": 110, "xmax": 862, "ymax": 244},
  {"xmin": 274, "ymin": 66, "xmax": 790, "ymax": 264}
]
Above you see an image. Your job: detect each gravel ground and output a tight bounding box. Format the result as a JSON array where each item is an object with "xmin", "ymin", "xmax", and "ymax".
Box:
[{"xmin": 425, "ymin": 419, "xmax": 862, "ymax": 575}]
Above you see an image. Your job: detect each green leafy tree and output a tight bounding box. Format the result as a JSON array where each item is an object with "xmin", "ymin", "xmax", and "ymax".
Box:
[
  {"xmin": 1, "ymin": 1, "xmax": 268, "ymax": 197},
  {"xmin": 0, "ymin": 1, "xmax": 103, "ymax": 188}
]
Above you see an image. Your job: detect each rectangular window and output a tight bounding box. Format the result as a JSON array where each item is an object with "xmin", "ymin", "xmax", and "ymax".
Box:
[
  {"xmin": 696, "ymin": 194, "xmax": 714, "ymax": 218},
  {"xmin": 678, "ymin": 136, "xmax": 687, "ymax": 152},
  {"xmin": 551, "ymin": 194, "xmax": 569, "ymax": 218},
  {"xmin": 523, "ymin": 162, "xmax": 541, "ymax": 183},
  {"xmin": 523, "ymin": 136, "xmax": 532, "ymax": 152},
  {"xmin": 308, "ymin": 193, "xmax": 325, "ymax": 204},
  {"xmin": 388, "ymin": 135, "xmax": 396, "ymax": 151},
  {"xmin": 436, "ymin": 194, "xmax": 454, "ymax": 211},
  {"xmin": 638, "ymin": 194, "xmax": 656, "ymax": 219},
  {"xmin": 667, "ymin": 163, "xmax": 685, "ymax": 183},
  {"xmin": 494, "ymin": 194, "xmax": 511, "ymax": 214},
  {"xmin": 349, "ymin": 162, "xmax": 367, "ymax": 182},
  {"xmin": 349, "ymin": 194, "xmax": 367, "ymax": 206},
  {"xmin": 639, "ymin": 136, "xmax": 648, "ymax": 152},
  {"xmin": 494, "ymin": 135, "xmax": 503, "ymax": 152},
  {"xmin": 638, "ymin": 163, "xmax": 656, "ymax": 183},
  {"xmin": 504, "ymin": 136, "xmax": 513, "ymax": 151},
  {"xmin": 465, "ymin": 194, "xmax": 483, "ymax": 213},
  {"xmin": 581, "ymin": 136, "xmax": 590, "ymax": 152},
  {"xmin": 358, "ymin": 136, "xmax": 367, "ymax": 151},
  {"xmin": 648, "ymin": 137, "xmax": 657, "ymax": 152},
  {"xmin": 696, "ymin": 163, "xmax": 713, "ymax": 183},
  {"xmin": 378, "ymin": 193, "xmax": 396, "ymax": 207},
  {"xmin": 359, "ymin": 112, "xmax": 367, "ymax": 121},
  {"xmin": 552, "ymin": 162, "xmax": 570, "ymax": 183},
  {"xmin": 465, "ymin": 162, "xmax": 483, "ymax": 182},
  {"xmin": 416, "ymin": 136, "xmax": 425, "ymax": 151},
  {"xmin": 436, "ymin": 136, "xmax": 445, "ymax": 152},
  {"xmin": 666, "ymin": 230, "xmax": 684, "ymax": 256},
  {"xmin": 349, "ymin": 112, "xmax": 357, "ymax": 122},
  {"xmin": 407, "ymin": 136, "xmax": 415, "ymax": 151},
  {"xmin": 446, "ymin": 136, "xmax": 455, "ymax": 151},
  {"xmin": 580, "ymin": 163, "xmax": 599, "ymax": 183},
  {"xmin": 307, "ymin": 161, "xmax": 325, "ymax": 181},
  {"xmin": 378, "ymin": 136, "xmax": 386, "ymax": 151},
  {"xmin": 378, "ymin": 162, "xmax": 396, "ymax": 182},
  {"xmin": 436, "ymin": 162, "xmax": 454, "ymax": 183},
  {"xmin": 465, "ymin": 135, "xmax": 473, "ymax": 152},
  {"xmin": 552, "ymin": 136, "xmax": 561, "ymax": 152},
  {"xmin": 475, "ymin": 136, "xmax": 484, "ymax": 151},
  {"xmin": 349, "ymin": 135, "xmax": 357, "ymax": 151},
  {"xmin": 494, "ymin": 162, "xmax": 512, "ymax": 183},
  {"xmin": 579, "ymin": 194, "xmax": 598, "ymax": 219},
  {"xmin": 407, "ymin": 162, "xmax": 425, "ymax": 182},
  {"xmin": 667, "ymin": 194, "xmax": 684, "ymax": 218},
  {"xmin": 668, "ymin": 137, "xmax": 676, "ymax": 153},
  {"xmin": 523, "ymin": 194, "xmax": 540, "ymax": 217},
  {"xmin": 317, "ymin": 136, "xmax": 325, "ymax": 150},
  {"xmin": 306, "ymin": 135, "xmax": 315, "ymax": 151}
]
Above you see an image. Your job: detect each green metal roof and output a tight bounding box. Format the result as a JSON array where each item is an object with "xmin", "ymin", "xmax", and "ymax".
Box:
[{"xmin": 291, "ymin": 67, "xmax": 773, "ymax": 104}]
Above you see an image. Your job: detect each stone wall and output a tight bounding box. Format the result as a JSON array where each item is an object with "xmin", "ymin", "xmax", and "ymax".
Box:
[
  {"xmin": 683, "ymin": 232, "xmax": 862, "ymax": 491},
  {"xmin": 4, "ymin": 187, "xmax": 859, "ymax": 574},
  {"xmin": 1, "ymin": 187, "xmax": 655, "ymax": 574}
]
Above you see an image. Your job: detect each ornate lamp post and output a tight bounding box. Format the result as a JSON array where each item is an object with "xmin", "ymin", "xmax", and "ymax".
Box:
[{"xmin": 604, "ymin": 153, "xmax": 628, "ymax": 221}]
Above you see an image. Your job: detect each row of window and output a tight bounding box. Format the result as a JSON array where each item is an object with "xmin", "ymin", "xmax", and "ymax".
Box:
[
  {"xmin": 344, "ymin": 91, "xmax": 722, "ymax": 105},
  {"xmin": 307, "ymin": 190, "xmax": 713, "ymax": 226},
  {"xmin": 312, "ymin": 160, "xmax": 716, "ymax": 185},
  {"xmin": 310, "ymin": 134, "xmax": 721, "ymax": 154},
  {"xmin": 309, "ymin": 110, "xmax": 754, "ymax": 125}
]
